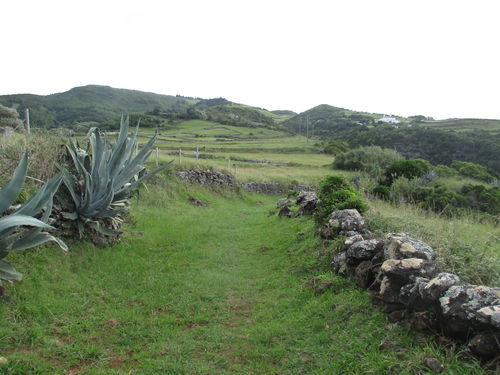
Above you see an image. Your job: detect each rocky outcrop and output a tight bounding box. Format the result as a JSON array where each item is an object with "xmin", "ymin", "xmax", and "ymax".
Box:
[
  {"xmin": 296, "ymin": 191, "xmax": 319, "ymax": 216},
  {"xmin": 327, "ymin": 210, "xmax": 500, "ymax": 359},
  {"xmin": 320, "ymin": 209, "xmax": 371, "ymax": 239},
  {"xmin": 271, "ymin": 190, "xmax": 320, "ymax": 217},
  {"xmin": 276, "ymin": 198, "xmax": 293, "ymax": 217}
]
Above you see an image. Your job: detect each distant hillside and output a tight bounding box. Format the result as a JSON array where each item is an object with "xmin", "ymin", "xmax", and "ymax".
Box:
[
  {"xmin": 0, "ymin": 85, "xmax": 194, "ymax": 128},
  {"xmin": 271, "ymin": 110, "xmax": 297, "ymax": 117},
  {"xmin": 281, "ymin": 105, "xmax": 500, "ymax": 174},
  {"xmin": 419, "ymin": 118, "xmax": 500, "ymax": 134},
  {"xmin": 0, "ymin": 85, "xmax": 291, "ymax": 130},
  {"xmin": 282, "ymin": 104, "xmax": 383, "ymax": 137}
]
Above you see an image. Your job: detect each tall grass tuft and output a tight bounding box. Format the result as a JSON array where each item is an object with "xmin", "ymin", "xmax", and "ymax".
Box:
[{"xmin": 366, "ymin": 198, "xmax": 499, "ymax": 285}]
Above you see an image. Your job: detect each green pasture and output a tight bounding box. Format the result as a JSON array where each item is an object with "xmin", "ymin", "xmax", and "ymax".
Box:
[
  {"xmin": 0, "ymin": 177, "xmax": 488, "ymax": 374},
  {"xmin": 420, "ymin": 118, "xmax": 500, "ymax": 134}
]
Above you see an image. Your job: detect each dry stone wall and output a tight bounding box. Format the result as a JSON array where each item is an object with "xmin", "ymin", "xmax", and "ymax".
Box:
[
  {"xmin": 320, "ymin": 208, "xmax": 500, "ymax": 359},
  {"xmin": 177, "ymin": 169, "xmax": 314, "ymax": 195}
]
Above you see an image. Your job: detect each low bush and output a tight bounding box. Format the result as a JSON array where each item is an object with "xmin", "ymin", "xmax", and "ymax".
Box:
[
  {"xmin": 433, "ymin": 164, "xmax": 456, "ymax": 177},
  {"xmin": 451, "ymin": 160, "xmax": 494, "ymax": 182},
  {"xmin": 414, "ymin": 185, "xmax": 467, "ymax": 214},
  {"xmin": 372, "ymin": 185, "xmax": 390, "ymax": 200},
  {"xmin": 333, "ymin": 146, "xmax": 403, "ymax": 177},
  {"xmin": 315, "ymin": 175, "xmax": 368, "ymax": 223},
  {"xmin": 323, "ymin": 140, "xmax": 349, "ymax": 155},
  {"xmin": 461, "ymin": 184, "xmax": 500, "ymax": 215},
  {"xmin": 384, "ymin": 158, "xmax": 431, "ymax": 185}
]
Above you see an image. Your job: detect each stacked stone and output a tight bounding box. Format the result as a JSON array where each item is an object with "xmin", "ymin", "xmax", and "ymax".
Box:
[
  {"xmin": 274, "ymin": 191, "xmax": 319, "ymax": 217},
  {"xmin": 326, "ymin": 209, "xmax": 500, "ymax": 359},
  {"xmin": 244, "ymin": 182, "xmax": 286, "ymax": 195},
  {"xmin": 177, "ymin": 170, "xmax": 237, "ymax": 188},
  {"xmin": 295, "ymin": 191, "xmax": 319, "ymax": 216}
]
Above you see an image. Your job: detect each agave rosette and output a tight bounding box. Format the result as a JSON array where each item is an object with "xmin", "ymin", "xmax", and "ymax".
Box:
[
  {"xmin": 0, "ymin": 150, "xmax": 67, "ymax": 284},
  {"xmin": 60, "ymin": 116, "xmax": 172, "ymax": 237}
]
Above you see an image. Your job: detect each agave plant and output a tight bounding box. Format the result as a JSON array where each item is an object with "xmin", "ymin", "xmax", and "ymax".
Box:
[
  {"xmin": 57, "ymin": 116, "xmax": 171, "ymax": 243},
  {"xmin": 0, "ymin": 150, "xmax": 67, "ymax": 287}
]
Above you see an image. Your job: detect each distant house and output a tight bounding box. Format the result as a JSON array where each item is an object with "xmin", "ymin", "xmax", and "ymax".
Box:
[{"xmin": 377, "ymin": 115, "xmax": 400, "ymax": 124}]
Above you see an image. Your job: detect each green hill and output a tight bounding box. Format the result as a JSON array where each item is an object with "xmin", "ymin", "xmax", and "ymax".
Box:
[
  {"xmin": 0, "ymin": 86, "xmax": 292, "ymax": 130},
  {"xmin": 0, "ymin": 85, "xmax": 195, "ymax": 128},
  {"xmin": 282, "ymin": 104, "xmax": 389, "ymax": 137}
]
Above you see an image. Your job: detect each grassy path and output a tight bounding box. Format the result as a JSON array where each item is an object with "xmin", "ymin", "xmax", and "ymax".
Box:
[{"xmin": 0, "ymin": 182, "xmax": 486, "ymax": 374}]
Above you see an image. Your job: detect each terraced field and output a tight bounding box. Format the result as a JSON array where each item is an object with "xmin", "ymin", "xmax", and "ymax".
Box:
[{"xmin": 138, "ymin": 120, "xmax": 336, "ymax": 184}]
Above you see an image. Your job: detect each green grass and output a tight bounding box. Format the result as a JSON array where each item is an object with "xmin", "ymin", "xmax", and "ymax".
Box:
[
  {"xmin": 420, "ymin": 118, "xmax": 500, "ymax": 134},
  {"xmin": 0, "ymin": 177, "xmax": 487, "ymax": 374},
  {"xmin": 366, "ymin": 199, "xmax": 499, "ymax": 285}
]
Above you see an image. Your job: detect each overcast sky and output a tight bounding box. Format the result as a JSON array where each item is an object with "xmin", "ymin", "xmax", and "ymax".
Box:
[{"xmin": 2, "ymin": 0, "xmax": 500, "ymax": 119}]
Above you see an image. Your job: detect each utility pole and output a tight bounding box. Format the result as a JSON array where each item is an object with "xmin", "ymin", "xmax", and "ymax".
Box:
[
  {"xmin": 25, "ymin": 108, "xmax": 30, "ymax": 134},
  {"xmin": 179, "ymin": 149, "xmax": 182, "ymax": 164}
]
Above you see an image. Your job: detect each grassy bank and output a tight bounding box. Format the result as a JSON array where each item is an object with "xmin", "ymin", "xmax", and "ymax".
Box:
[{"xmin": 0, "ymin": 177, "xmax": 488, "ymax": 374}]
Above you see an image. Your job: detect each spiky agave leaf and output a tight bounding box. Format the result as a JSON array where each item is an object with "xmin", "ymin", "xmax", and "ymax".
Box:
[
  {"xmin": 59, "ymin": 115, "xmax": 172, "ymax": 238},
  {"xmin": 0, "ymin": 149, "xmax": 28, "ymax": 215},
  {"xmin": 0, "ymin": 152, "xmax": 67, "ymax": 284}
]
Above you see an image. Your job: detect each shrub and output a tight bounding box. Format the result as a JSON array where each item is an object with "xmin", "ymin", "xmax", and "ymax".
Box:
[
  {"xmin": 461, "ymin": 184, "xmax": 500, "ymax": 215},
  {"xmin": 315, "ymin": 175, "xmax": 368, "ymax": 223},
  {"xmin": 384, "ymin": 159, "xmax": 431, "ymax": 185},
  {"xmin": 372, "ymin": 185, "xmax": 390, "ymax": 200},
  {"xmin": 415, "ymin": 185, "xmax": 467, "ymax": 214},
  {"xmin": 388, "ymin": 176, "xmax": 426, "ymax": 203},
  {"xmin": 0, "ymin": 104, "xmax": 24, "ymax": 130},
  {"xmin": 433, "ymin": 164, "xmax": 456, "ymax": 177},
  {"xmin": 451, "ymin": 160, "xmax": 494, "ymax": 182},
  {"xmin": 323, "ymin": 140, "xmax": 349, "ymax": 155},
  {"xmin": 333, "ymin": 146, "xmax": 403, "ymax": 177}
]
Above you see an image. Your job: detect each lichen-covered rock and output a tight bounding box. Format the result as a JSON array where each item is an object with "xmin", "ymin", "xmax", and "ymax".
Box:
[
  {"xmin": 332, "ymin": 251, "xmax": 347, "ymax": 275},
  {"xmin": 379, "ymin": 276, "xmax": 403, "ymax": 303},
  {"xmin": 296, "ymin": 191, "xmax": 319, "ymax": 216},
  {"xmin": 420, "ymin": 273, "xmax": 460, "ymax": 303},
  {"xmin": 343, "ymin": 234, "xmax": 364, "ymax": 249},
  {"xmin": 384, "ymin": 233, "xmax": 436, "ymax": 261},
  {"xmin": 277, "ymin": 198, "xmax": 292, "ymax": 209},
  {"xmin": 439, "ymin": 285, "xmax": 500, "ymax": 326},
  {"xmin": 475, "ymin": 305, "xmax": 500, "ymax": 329},
  {"xmin": 380, "ymin": 258, "xmax": 437, "ymax": 283},
  {"xmin": 324, "ymin": 209, "xmax": 369, "ymax": 237},
  {"xmin": 399, "ymin": 277, "xmax": 429, "ymax": 309},
  {"xmin": 346, "ymin": 239, "xmax": 382, "ymax": 262},
  {"xmin": 328, "ymin": 209, "xmax": 366, "ymax": 231}
]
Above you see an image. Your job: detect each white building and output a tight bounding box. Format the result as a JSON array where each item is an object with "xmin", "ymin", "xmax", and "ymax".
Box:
[{"xmin": 377, "ymin": 115, "xmax": 400, "ymax": 124}]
